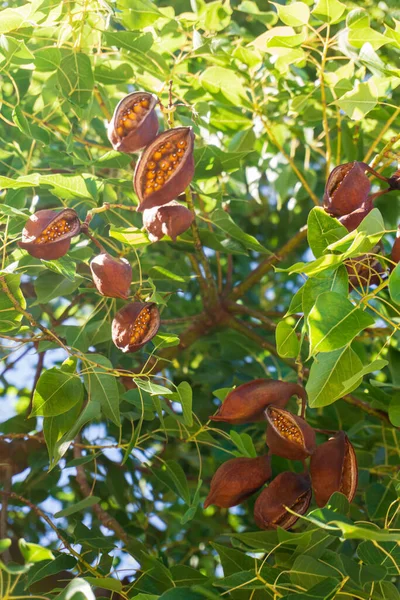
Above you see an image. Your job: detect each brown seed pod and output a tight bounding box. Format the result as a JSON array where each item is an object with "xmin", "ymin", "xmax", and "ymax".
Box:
[
  {"xmin": 107, "ymin": 92, "xmax": 159, "ymax": 153},
  {"xmin": 346, "ymin": 253, "xmax": 385, "ymax": 288},
  {"xmin": 112, "ymin": 302, "xmax": 160, "ymax": 353},
  {"xmin": 254, "ymin": 471, "xmax": 312, "ymax": 530},
  {"xmin": 265, "ymin": 406, "xmax": 316, "ymax": 460},
  {"xmin": 210, "ymin": 379, "xmax": 307, "ymax": 425},
  {"xmin": 310, "ymin": 431, "xmax": 358, "ymax": 507},
  {"xmin": 18, "ymin": 208, "xmax": 80, "ymax": 260},
  {"xmin": 134, "ymin": 127, "xmax": 195, "ymax": 212},
  {"xmin": 204, "ymin": 455, "xmax": 272, "ymax": 509},
  {"xmin": 338, "ymin": 198, "xmax": 373, "ymax": 232},
  {"xmin": 388, "ymin": 169, "xmax": 400, "ymax": 191},
  {"xmin": 323, "ymin": 162, "xmax": 371, "ymax": 217},
  {"xmin": 90, "ymin": 253, "xmax": 132, "ymax": 299},
  {"xmin": 142, "ymin": 200, "xmax": 194, "ymax": 242}
]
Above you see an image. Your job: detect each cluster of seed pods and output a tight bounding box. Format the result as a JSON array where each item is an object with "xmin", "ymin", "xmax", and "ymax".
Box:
[
  {"xmin": 205, "ymin": 379, "xmax": 358, "ymax": 530},
  {"xmin": 323, "ymin": 161, "xmax": 400, "ymax": 286}
]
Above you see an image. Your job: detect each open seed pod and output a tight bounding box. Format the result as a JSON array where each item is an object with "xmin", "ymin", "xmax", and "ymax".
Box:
[
  {"xmin": 210, "ymin": 379, "xmax": 307, "ymax": 425},
  {"xmin": 254, "ymin": 471, "xmax": 312, "ymax": 530},
  {"xmin": 18, "ymin": 209, "xmax": 80, "ymax": 260},
  {"xmin": 90, "ymin": 253, "xmax": 132, "ymax": 299},
  {"xmin": 310, "ymin": 431, "xmax": 358, "ymax": 507},
  {"xmin": 112, "ymin": 302, "xmax": 160, "ymax": 353},
  {"xmin": 107, "ymin": 92, "xmax": 158, "ymax": 153},
  {"xmin": 143, "ymin": 200, "xmax": 194, "ymax": 242},
  {"xmin": 134, "ymin": 127, "xmax": 195, "ymax": 212},
  {"xmin": 323, "ymin": 162, "xmax": 371, "ymax": 217},
  {"xmin": 204, "ymin": 455, "xmax": 272, "ymax": 509},
  {"xmin": 338, "ymin": 198, "xmax": 373, "ymax": 232},
  {"xmin": 346, "ymin": 253, "xmax": 385, "ymax": 288},
  {"xmin": 265, "ymin": 406, "xmax": 316, "ymax": 460}
]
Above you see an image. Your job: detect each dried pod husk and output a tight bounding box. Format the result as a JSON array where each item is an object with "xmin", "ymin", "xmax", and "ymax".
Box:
[
  {"xmin": 323, "ymin": 162, "xmax": 371, "ymax": 217},
  {"xmin": 112, "ymin": 302, "xmax": 160, "ymax": 353},
  {"xmin": 392, "ymin": 228, "xmax": 400, "ymax": 265},
  {"xmin": 265, "ymin": 406, "xmax": 316, "ymax": 460},
  {"xmin": 134, "ymin": 127, "xmax": 195, "ymax": 212},
  {"xmin": 143, "ymin": 200, "xmax": 194, "ymax": 242},
  {"xmin": 310, "ymin": 431, "xmax": 358, "ymax": 507},
  {"xmin": 254, "ymin": 471, "xmax": 312, "ymax": 530},
  {"xmin": 209, "ymin": 379, "xmax": 307, "ymax": 425},
  {"xmin": 338, "ymin": 198, "xmax": 373, "ymax": 232},
  {"xmin": 204, "ymin": 454, "xmax": 272, "ymax": 509},
  {"xmin": 90, "ymin": 252, "xmax": 132, "ymax": 299},
  {"xmin": 18, "ymin": 209, "xmax": 80, "ymax": 260},
  {"xmin": 346, "ymin": 253, "xmax": 385, "ymax": 288},
  {"xmin": 107, "ymin": 92, "xmax": 158, "ymax": 153}
]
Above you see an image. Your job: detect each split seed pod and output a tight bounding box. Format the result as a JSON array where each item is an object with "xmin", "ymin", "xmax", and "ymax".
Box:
[
  {"xmin": 143, "ymin": 200, "xmax": 194, "ymax": 242},
  {"xmin": 19, "ymin": 209, "xmax": 80, "ymax": 260},
  {"xmin": 112, "ymin": 302, "xmax": 160, "ymax": 353},
  {"xmin": 323, "ymin": 162, "xmax": 371, "ymax": 217},
  {"xmin": 108, "ymin": 92, "xmax": 158, "ymax": 153},
  {"xmin": 265, "ymin": 406, "xmax": 316, "ymax": 460},
  {"xmin": 338, "ymin": 198, "xmax": 373, "ymax": 232},
  {"xmin": 254, "ymin": 471, "xmax": 312, "ymax": 530},
  {"xmin": 204, "ymin": 455, "xmax": 272, "ymax": 509},
  {"xmin": 310, "ymin": 431, "xmax": 358, "ymax": 507},
  {"xmin": 346, "ymin": 253, "xmax": 384, "ymax": 288},
  {"xmin": 90, "ymin": 253, "xmax": 132, "ymax": 299},
  {"xmin": 210, "ymin": 379, "xmax": 307, "ymax": 425},
  {"xmin": 134, "ymin": 127, "xmax": 195, "ymax": 212}
]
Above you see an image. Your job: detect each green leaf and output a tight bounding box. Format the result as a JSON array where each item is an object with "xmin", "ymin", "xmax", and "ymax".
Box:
[
  {"xmin": 57, "ymin": 52, "xmax": 94, "ymax": 107},
  {"xmin": 118, "ymin": 0, "xmax": 164, "ymax": 29},
  {"xmin": 389, "ymin": 392, "xmax": 400, "ymax": 426},
  {"xmin": 341, "ymin": 359, "xmax": 388, "ymax": 390},
  {"xmin": 272, "ymin": 2, "xmax": 310, "ymax": 26},
  {"xmin": 212, "ymin": 209, "xmax": 269, "ymax": 254},
  {"xmin": 84, "ymin": 577, "xmax": 123, "ymax": 592},
  {"xmin": 312, "ymin": 0, "xmax": 346, "ymax": 23},
  {"xmin": 230, "ymin": 430, "xmax": 257, "ymax": 458},
  {"xmin": 54, "ymin": 577, "xmax": 95, "ymax": 600},
  {"xmin": 159, "ymin": 589, "xmax": 203, "ymax": 600},
  {"xmin": 389, "ymin": 263, "xmax": 400, "ymax": 304},
  {"xmin": 109, "ymin": 226, "xmax": 150, "ymax": 247},
  {"xmin": 290, "ymin": 555, "xmax": 339, "ymax": 590},
  {"xmin": 327, "ymin": 208, "xmax": 385, "ymax": 257},
  {"xmin": 307, "ymin": 207, "xmax": 348, "ymax": 258},
  {"xmin": 40, "ymin": 173, "xmax": 97, "ymax": 200},
  {"xmin": 43, "ymin": 399, "xmax": 84, "ymax": 467},
  {"xmin": 0, "ymin": 174, "xmax": 40, "ymax": 189},
  {"xmin": 276, "ymin": 321, "xmax": 300, "ymax": 358},
  {"xmin": 277, "ymin": 253, "xmax": 344, "ymax": 276},
  {"xmin": 102, "ymin": 31, "xmax": 153, "ymax": 53},
  {"xmin": 200, "ymin": 66, "xmax": 249, "ymax": 107},
  {"xmin": 0, "ymin": 539, "xmax": 11, "ymax": 553},
  {"xmin": 175, "ymin": 382, "xmax": 193, "ymax": 427},
  {"xmin": 152, "ymin": 460, "xmax": 191, "ymax": 505},
  {"xmin": 348, "ymin": 27, "xmax": 390, "ymax": 50},
  {"xmin": 308, "ymin": 292, "xmax": 374, "ymax": 355},
  {"xmin": 83, "ymin": 354, "xmax": 120, "ymax": 427},
  {"xmin": 19, "ymin": 539, "xmax": 54, "ymax": 563},
  {"xmin": 0, "ymin": 274, "xmax": 26, "ymax": 333},
  {"xmin": 34, "ymin": 272, "xmax": 82, "ymax": 303},
  {"xmin": 26, "ymin": 554, "xmax": 77, "ymax": 587},
  {"xmin": 306, "ymin": 346, "xmax": 363, "ymax": 408},
  {"xmin": 336, "ymin": 80, "xmax": 378, "ymax": 120},
  {"xmin": 0, "ymin": 6, "xmax": 31, "ymax": 33},
  {"xmin": 302, "ymin": 266, "xmax": 349, "ymax": 319},
  {"xmin": 54, "ymin": 496, "xmax": 101, "ymax": 518},
  {"xmin": 31, "ymin": 367, "xmax": 84, "ymax": 417}
]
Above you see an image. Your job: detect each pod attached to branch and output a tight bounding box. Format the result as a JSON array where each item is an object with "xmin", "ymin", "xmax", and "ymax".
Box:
[
  {"xmin": 112, "ymin": 302, "xmax": 160, "ymax": 353},
  {"xmin": 323, "ymin": 162, "xmax": 371, "ymax": 217},
  {"xmin": 204, "ymin": 455, "xmax": 272, "ymax": 509},
  {"xmin": 310, "ymin": 431, "xmax": 358, "ymax": 507},
  {"xmin": 254, "ymin": 471, "xmax": 312, "ymax": 530},
  {"xmin": 265, "ymin": 406, "xmax": 316, "ymax": 460},
  {"xmin": 209, "ymin": 379, "xmax": 307, "ymax": 425},
  {"xmin": 143, "ymin": 200, "xmax": 194, "ymax": 242},
  {"xmin": 90, "ymin": 253, "xmax": 132, "ymax": 299},
  {"xmin": 134, "ymin": 127, "xmax": 195, "ymax": 212},
  {"xmin": 108, "ymin": 92, "xmax": 159, "ymax": 153},
  {"xmin": 19, "ymin": 208, "xmax": 80, "ymax": 260}
]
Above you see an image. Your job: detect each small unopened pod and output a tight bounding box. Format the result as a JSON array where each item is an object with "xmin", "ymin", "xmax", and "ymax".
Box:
[
  {"xmin": 204, "ymin": 455, "xmax": 272, "ymax": 509},
  {"xmin": 90, "ymin": 253, "xmax": 132, "ymax": 299},
  {"xmin": 323, "ymin": 162, "xmax": 371, "ymax": 217},
  {"xmin": 18, "ymin": 208, "xmax": 80, "ymax": 260},
  {"xmin": 134, "ymin": 127, "xmax": 195, "ymax": 212},
  {"xmin": 254, "ymin": 471, "xmax": 312, "ymax": 530},
  {"xmin": 143, "ymin": 200, "xmax": 194, "ymax": 242},
  {"xmin": 210, "ymin": 379, "xmax": 307, "ymax": 425},
  {"xmin": 346, "ymin": 253, "xmax": 384, "ymax": 288},
  {"xmin": 265, "ymin": 406, "xmax": 316, "ymax": 460},
  {"xmin": 310, "ymin": 431, "xmax": 358, "ymax": 507},
  {"xmin": 112, "ymin": 302, "xmax": 160, "ymax": 353},
  {"xmin": 108, "ymin": 92, "xmax": 159, "ymax": 153}
]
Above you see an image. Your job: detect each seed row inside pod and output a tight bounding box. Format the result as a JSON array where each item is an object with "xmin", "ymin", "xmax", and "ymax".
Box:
[
  {"xmin": 143, "ymin": 138, "xmax": 187, "ymax": 197},
  {"xmin": 130, "ymin": 306, "xmax": 152, "ymax": 345},
  {"xmin": 36, "ymin": 219, "xmax": 72, "ymax": 244},
  {"xmin": 268, "ymin": 408, "xmax": 302, "ymax": 443},
  {"xmin": 116, "ymin": 96, "xmax": 151, "ymax": 139}
]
